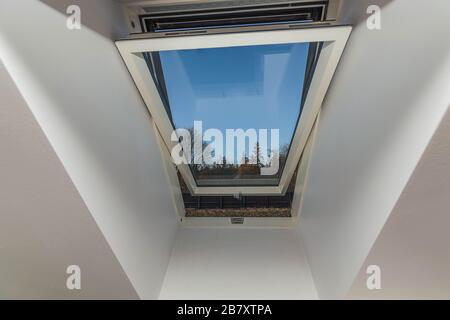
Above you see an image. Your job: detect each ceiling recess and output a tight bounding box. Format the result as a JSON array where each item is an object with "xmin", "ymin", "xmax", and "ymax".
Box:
[
  {"xmin": 140, "ymin": 1, "xmax": 327, "ymax": 32},
  {"xmin": 123, "ymin": 0, "xmax": 338, "ymax": 34}
]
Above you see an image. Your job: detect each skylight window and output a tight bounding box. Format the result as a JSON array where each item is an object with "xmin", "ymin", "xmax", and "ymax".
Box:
[
  {"xmin": 116, "ymin": 26, "xmax": 351, "ymax": 197},
  {"xmin": 145, "ymin": 42, "xmax": 315, "ymax": 187}
]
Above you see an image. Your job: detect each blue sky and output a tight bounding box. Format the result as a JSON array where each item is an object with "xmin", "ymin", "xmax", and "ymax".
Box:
[{"xmin": 159, "ymin": 42, "xmax": 309, "ymax": 161}]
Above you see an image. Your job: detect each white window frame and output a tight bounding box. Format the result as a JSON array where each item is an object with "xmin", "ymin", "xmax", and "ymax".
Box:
[{"xmin": 116, "ymin": 25, "xmax": 351, "ymax": 196}]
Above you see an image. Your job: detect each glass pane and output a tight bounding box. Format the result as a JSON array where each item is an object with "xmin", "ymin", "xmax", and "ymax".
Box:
[{"xmin": 150, "ymin": 42, "xmax": 312, "ymax": 186}]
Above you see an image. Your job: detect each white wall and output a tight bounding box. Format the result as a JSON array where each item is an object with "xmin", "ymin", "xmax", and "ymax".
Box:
[
  {"xmin": 298, "ymin": 0, "xmax": 450, "ymax": 299},
  {"xmin": 347, "ymin": 108, "xmax": 450, "ymax": 299},
  {"xmin": 0, "ymin": 0, "xmax": 179, "ymax": 299},
  {"xmin": 0, "ymin": 61, "xmax": 137, "ymax": 299},
  {"xmin": 159, "ymin": 228, "xmax": 318, "ymax": 299}
]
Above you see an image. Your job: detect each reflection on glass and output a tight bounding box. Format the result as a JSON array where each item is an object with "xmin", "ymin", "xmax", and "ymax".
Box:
[{"xmin": 151, "ymin": 42, "xmax": 311, "ymax": 186}]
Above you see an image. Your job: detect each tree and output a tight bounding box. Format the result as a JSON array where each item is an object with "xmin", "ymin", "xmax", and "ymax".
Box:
[
  {"xmin": 249, "ymin": 142, "xmax": 264, "ymax": 166},
  {"xmin": 186, "ymin": 127, "xmax": 212, "ymax": 172}
]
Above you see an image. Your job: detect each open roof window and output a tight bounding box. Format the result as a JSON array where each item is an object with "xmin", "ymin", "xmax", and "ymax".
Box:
[
  {"xmin": 144, "ymin": 41, "xmax": 319, "ymax": 187},
  {"xmin": 116, "ymin": 24, "xmax": 351, "ymax": 196}
]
